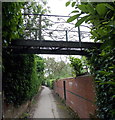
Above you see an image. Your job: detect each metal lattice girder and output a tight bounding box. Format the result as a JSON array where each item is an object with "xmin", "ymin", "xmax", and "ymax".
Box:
[{"xmin": 12, "ymin": 39, "xmax": 101, "ymax": 49}]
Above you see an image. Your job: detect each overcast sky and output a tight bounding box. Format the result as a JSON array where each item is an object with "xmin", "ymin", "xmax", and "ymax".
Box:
[
  {"xmin": 47, "ymin": 0, "xmax": 72, "ymax": 15},
  {"xmin": 39, "ymin": 0, "xmax": 81, "ymax": 61}
]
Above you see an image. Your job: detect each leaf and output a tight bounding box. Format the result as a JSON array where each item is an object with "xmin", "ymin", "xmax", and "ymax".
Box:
[
  {"xmin": 109, "ymin": 65, "xmax": 115, "ymax": 69},
  {"xmin": 98, "ymin": 71, "xmax": 110, "ymax": 75},
  {"xmin": 66, "ymin": 1, "xmax": 70, "ymax": 7},
  {"xmin": 98, "ymin": 27, "xmax": 108, "ymax": 37},
  {"xmin": 75, "ymin": 15, "xmax": 89, "ymax": 27},
  {"xmin": 85, "ymin": 15, "xmax": 97, "ymax": 23},
  {"xmin": 107, "ymin": 81, "xmax": 115, "ymax": 85},
  {"xmin": 100, "ymin": 81, "xmax": 115, "ymax": 85},
  {"xmin": 91, "ymin": 31, "xmax": 99, "ymax": 38},
  {"xmin": 86, "ymin": 4, "xmax": 95, "ymax": 14},
  {"xmin": 72, "ymin": 2, "xmax": 76, "ymax": 7},
  {"xmin": 67, "ymin": 14, "xmax": 81, "ymax": 23},
  {"xmin": 96, "ymin": 81, "xmax": 101, "ymax": 83},
  {"xmin": 104, "ymin": 3, "xmax": 114, "ymax": 11},
  {"xmin": 71, "ymin": 10, "xmax": 79, "ymax": 14},
  {"xmin": 96, "ymin": 4, "xmax": 107, "ymax": 16},
  {"xmin": 112, "ymin": 95, "xmax": 115, "ymax": 98},
  {"xmin": 78, "ymin": 4, "xmax": 88, "ymax": 13}
]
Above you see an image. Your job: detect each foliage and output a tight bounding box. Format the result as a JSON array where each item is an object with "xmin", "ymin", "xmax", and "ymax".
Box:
[
  {"xmin": 3, "ymin": 53, "xmax": 45, "ymax": 106},
  {"xmin": 66, "ymin": 1, "xmax": 115, "ymax": 119},
  {"xmin": 46, "ymin": 79, "xmax": 55, "ymax": 89},
  {"xmin": 2, "ymin": 2, "xmax": 24, "ymax": 46},
  {"xmin": 81, "ymin": 56, "xmax": 90, "ymax": 73},
  {"xmin": 87, "ymin": 48, "xmax": 115, "ymax": 119},
  {"xmin": 66, "ymin": 1, "xmax": 115, "ymax": 46},
  {"xmin": 2, "ymin": 2, "xmax": 47, "ymax": 106},
  {"xmin": 44, "ymin": 57, "xmax": 72, "ymax": 80},
  {"xmin": 23, "ymin": 2, "xmax": 51, "ymax": 40},
  {"xmin": 69, "ymin": 57, "xmax": 87, "ymax": 77},
  {"xmin": 35, "ymin": 55, "xmax": 45, "ymax": 82}
]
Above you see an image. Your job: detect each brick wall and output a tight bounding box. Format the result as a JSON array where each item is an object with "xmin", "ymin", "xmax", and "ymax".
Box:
[{"xmin": 54, "ymin": 75, "xmax": 96, "ymax": 118}]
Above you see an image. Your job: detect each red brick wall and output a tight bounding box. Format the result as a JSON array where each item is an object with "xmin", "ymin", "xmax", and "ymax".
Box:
[
  {"xmin": 54, "ymin": 75, "xmax": 96, "ymax": 118},
  {"xmin": 54, "ymin": 79, "xmax": 64, "ymax": 99}
]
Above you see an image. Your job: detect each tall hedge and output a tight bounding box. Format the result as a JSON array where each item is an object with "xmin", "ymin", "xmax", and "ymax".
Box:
[
  {"xmin": 66, "ymin": 1, "xmax": 115, "ymax": 119},
  {"xmin": 87, "ymin": 48, "xmax": 115, "ymax": 118},
  {"xmin": 3, "ymin": 54, "xmax": 40, "ymax": 105},
  {"xmin": 2, "ymin": 2, "xmax": 45, "ymax": 106}
]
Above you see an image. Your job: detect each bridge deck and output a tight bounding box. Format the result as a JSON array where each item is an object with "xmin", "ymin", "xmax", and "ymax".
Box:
[
  {"xmin": 8, "ymin": 39, "xmax": 102, "ymax": 55},
  {"xmin": 12, "ymin": 39, "xmax": 101, "ymax": 48}
]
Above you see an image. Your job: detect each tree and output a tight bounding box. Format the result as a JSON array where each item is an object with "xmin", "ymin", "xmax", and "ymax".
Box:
[
  {"xmin": 44, "ymin": 57, "xmax": 72, "ymax": 80},
  {"xmin": 23, "ymin": 2, "xmax": 50, "ymax": 40},
  {"xmin": 69, "ymin": 57, "xmax": 84, "ymax": 77},
  {"xmin": 2, "ymin": 2, "xmax": 24, "ymax": 46},
  {"xmin": 66, "ymin": 1, "xmax": 115, "ymax": 119},
  {"xmin": 35, "ymin": 55, "xmax": 45, "ymax": 84},
  {"xmin": 81, "ymin": 56, "xmax": 89, "ymax": 73}
]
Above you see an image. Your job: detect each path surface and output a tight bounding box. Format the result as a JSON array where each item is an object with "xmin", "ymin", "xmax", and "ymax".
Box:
[{"xmin": 33, "ymin": 86, "xmax": 74, "ymax": 118}]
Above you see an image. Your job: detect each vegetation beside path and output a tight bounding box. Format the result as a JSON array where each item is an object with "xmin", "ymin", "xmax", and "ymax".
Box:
[
  {"xmin": 3, "ymin": 2, "xmax": 48, "ymax": 106},
  {"xmin": 66, "ymin": 1, "xmax": 115, "ymax": 119}
]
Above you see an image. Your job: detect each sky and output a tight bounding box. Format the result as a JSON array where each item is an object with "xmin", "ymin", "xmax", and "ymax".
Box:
[
  {"xmin": 39, "ymin": 0, "xmax": 81, "ymax": 61},
  {"xmin": 47, "ymin": 0, "xmax": 72, "ymax": 15}
]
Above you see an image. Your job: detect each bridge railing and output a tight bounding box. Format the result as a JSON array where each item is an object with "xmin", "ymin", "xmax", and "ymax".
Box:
[
  {"xmin": 22, "ymin": 14, "xmax": 91, "ymax": 43},
  {"xmin": 6, "ymin": 14, "xmax": 100, "ymax": 55}
]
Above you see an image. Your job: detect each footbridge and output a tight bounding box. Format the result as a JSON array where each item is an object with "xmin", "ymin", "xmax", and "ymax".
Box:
[{"xmin": 6, "ymin": 14, "xmax": 101, "ymax": 55}]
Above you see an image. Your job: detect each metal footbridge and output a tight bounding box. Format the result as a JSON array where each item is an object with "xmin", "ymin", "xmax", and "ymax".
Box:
[{"xmin": 6, "ymin": 14, "xmax": 101, "ymax": 55}]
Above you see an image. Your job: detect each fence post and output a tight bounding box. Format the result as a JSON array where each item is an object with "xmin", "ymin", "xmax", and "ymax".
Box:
[
  {"xmin": 66, "ymin": 30, "xmax": 68, "ymax": 41},
  {"xmin": 39, "ymin": 14, "xmax": 42, "ymax": 41},
  {"xmin": 63, "ymin": 81, "xmax": 66, "ymax": 101},
  {"xmin": 35, "ymin": 29, "xmax": 37, "ymax": 40}
]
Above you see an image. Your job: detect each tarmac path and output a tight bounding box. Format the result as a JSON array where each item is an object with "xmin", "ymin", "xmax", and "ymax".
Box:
[{"xmin": 33, "ymin": 86, "xmax": 74, "ymax": 118}]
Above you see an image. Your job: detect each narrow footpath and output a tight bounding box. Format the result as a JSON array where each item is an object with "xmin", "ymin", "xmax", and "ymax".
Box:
[{"xmin": 32, "ymin": 86, "xmax": 74, "ymax": 118}]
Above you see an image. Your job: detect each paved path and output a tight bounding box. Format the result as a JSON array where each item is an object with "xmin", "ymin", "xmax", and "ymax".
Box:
[{"xmin": 33, "ymin": 86, "xmax": 73, "ymax": 118}]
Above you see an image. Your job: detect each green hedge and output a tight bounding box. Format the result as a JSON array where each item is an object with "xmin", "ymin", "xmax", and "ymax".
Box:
[
  {"xmin": 3, "ymin": 53, "xmax": 44, "ymax": 106},
  {"xmin": 2, "ymin": 2, "xmax": 46, "ymax": 106},
  {"xmin": 87, "ymin": 48, "xmax": 115, "ymax": 119}
]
